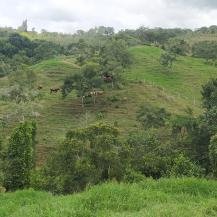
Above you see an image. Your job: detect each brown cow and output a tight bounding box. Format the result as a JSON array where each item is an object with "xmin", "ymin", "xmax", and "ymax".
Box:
[
  {"xmin": 89, "ymin": 90, "xmax": 104, "ymax": 96},
  {"xmin": 37, "ymin": 85, "xmax": 43, "ymax": 90},
  {"xmin": 102, "ymin": 75, "xmax": 113, "ymax": 82},
  {"xmin": 50, "ymin": 88, "xmax": 61, "ymax": 94},
  {"xmin": 95, "ymin": 90, "xmax": 104, "ymax": 95}
]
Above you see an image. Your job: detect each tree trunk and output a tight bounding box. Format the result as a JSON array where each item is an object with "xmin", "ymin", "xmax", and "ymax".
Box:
[
  {"xmin": 93, "ymin": 95, "xmax": 96, "ymax": 105},
  {"xmin": 81, "ymin": 96, "xmax": 84, "ymax": 107}
]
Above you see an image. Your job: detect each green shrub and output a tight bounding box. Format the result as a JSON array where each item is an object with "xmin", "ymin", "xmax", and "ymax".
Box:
[
  {"xmin": 160, "ymin": 52, "xmax": 176, "ymax": 67},
  {"xmin": 137, "ymin": 104, "xmax": 170, "ymax": 129},
  {"xmin": 96, "ymin": 112, "xmax": 105, "ymax": 120},
  {"xmin": 168, "ymin": 154, "xmax": 203, "ymax": 178},
  {"xmin": 123, "ymin": 168, "xmax": 145, "ymax": 183}
]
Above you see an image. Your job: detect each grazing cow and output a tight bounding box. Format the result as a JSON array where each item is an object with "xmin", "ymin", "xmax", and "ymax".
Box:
[
  {"xmin": 83, "ymin": 90, "xmax": 104, "ymax": 99},
  {"xmin": 95, "ymin": 90, "xmax": 104, "ymax": 95},
  {"xmin": 89, "ymin": 90, "xmax": 104, "ymax": 96},
  {"xmin": 85, "ymin": 93, "xmax": 92, "ymax": 98},
  {"xmin": 102, "ymin": 75, "xmax": 113, "ymax": 82},
  {"xmin": 50, "ymin": 88, "xmax": 61, "ymax": 94},
  {"xmin": 81, "ymin": 90, "xmax": 104, "ymax": 106},
  {"xmin": 37, "ymin": 85, "xmax": 43, "ymax": 90}
]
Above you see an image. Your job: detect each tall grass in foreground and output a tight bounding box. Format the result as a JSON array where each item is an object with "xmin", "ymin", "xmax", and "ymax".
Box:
[{"xmin": 1, "ymin": 178, "xmax": 217, "ymax": 217}]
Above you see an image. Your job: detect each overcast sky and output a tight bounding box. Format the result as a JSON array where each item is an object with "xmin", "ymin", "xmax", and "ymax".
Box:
[{"xmin": 1, "ymin": 0, "xmax": 217, "ymax": 33}]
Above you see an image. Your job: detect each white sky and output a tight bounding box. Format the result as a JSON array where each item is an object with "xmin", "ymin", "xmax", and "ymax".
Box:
[{"xmin": 1, "ymin": 0, "xmax": 217, "ymax": 33}]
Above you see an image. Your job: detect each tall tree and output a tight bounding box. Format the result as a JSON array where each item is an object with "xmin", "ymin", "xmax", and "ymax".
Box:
[
  {"xmin": 4, "ymin": 121, "xmax": 37, "ymax": 191},
  {"xmin": 209, "ymin": 134, "xmax": 217, "ymax": 177}
]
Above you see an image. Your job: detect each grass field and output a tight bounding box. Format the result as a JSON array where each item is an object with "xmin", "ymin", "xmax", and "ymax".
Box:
[
  {"xmin": 126, "ymin": 46, "xmax": 217, "ymax": 107},
  {"xmin": 1, "ymin": 45, "xmax": 217, "ymax": 163},
  {"xmin": 1, "ymin": 178, "xmax": 217, "ymax": 217}
]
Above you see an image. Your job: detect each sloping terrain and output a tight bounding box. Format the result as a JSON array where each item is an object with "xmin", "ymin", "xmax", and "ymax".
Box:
[
  {"xmin": 126, "ymin": 46, "xmax": 217, "ymax": 109},
  {"xmin": 1, "ymin": 45, "xmax": 217, "ymax": 163}
]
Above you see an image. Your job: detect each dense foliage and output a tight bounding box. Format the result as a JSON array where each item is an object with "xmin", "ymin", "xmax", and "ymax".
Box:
[
  {"xmin": 192, "ymin": 41, "xmax": 217, "ymax": 62},
  {"xmin": 31, "ymin": 123, "xmax": 128, "ymax": 194},
  {"xmin": 4, "ymin": 121, "xmax": 36, "ymax": 191},
  {"xmin": 0, "ymin": 33, "xmax": 64, "ymax": 74},
  {"xmin": 137, "ymin": 104, "xmax": 170, "ymax": 128}
]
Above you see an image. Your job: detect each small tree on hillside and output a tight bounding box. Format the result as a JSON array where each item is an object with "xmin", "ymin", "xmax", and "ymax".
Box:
[
  {"xmin": 100, "ymin": 39, "xmax": 132, "ymax": 87},
  {"xmin": 3, "ymin": 66, "xmax": 38, "ymax": 104},
  {"xmin": 160, "ymin": 52, "xmax": 176, "ymax": 68},
  {"xmin": 165, "ymin": 39, "xmax": 190, "ymax": 56},
  {"xmin": 4, "ymin": 121, "xmax": 37, "ymax": 191},
  {"xmin": 1, "ymin": 66, "xmax": 41, "ymax": 122},
  {"xmin": 62, "ymin": 63, "xmax": 103, "ymax": 106},
  {"xmin": 137, "ymin": 104, "xmax": 170, "ymax": 129}
]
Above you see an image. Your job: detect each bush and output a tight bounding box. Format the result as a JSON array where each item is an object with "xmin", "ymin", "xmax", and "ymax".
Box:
[
  {"xmin": 160, "ymin": 52, "xmax": 176, "ymax": 67},
  {"xmin": 123, "ymin": 168, "xmax": 145, "ymax": 183},
  {"xmin": 137, "ymin": 104, "xmax": 170, "ymax": 129},
  {"xmin": 165, "ymin": 38, "xmax": 190, "ymax": 56},
  {"xmin": 168, "ymin": 154, "xmax": 203, "ymax": 178}
]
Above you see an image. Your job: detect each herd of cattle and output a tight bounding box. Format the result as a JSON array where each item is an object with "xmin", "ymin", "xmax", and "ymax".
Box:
[
  {"xmin": 37, "ymin": 75, "xmax": 113, "ymax": 96},
  {"xmin": 37, "ymin": 85, "xmax": 104, "ymax": 96}
]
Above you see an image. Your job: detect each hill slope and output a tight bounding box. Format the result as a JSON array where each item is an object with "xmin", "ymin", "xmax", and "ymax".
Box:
[
  {"xmin": 1, "ymin": 178, "xmax": 217, "ymax": 217},
  {"xmin": 126, "ymin": 46, "xmax": 217, "ymax": 109},
  {"xmin": 1, "ymin": 45, "xmax": 217, "ymax": 163}
]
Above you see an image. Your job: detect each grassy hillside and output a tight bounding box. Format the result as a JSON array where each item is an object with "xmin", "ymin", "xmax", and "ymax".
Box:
[
  {"xmin": 1, "ymin": 45, "xmax": 217, "ymax": 163},
  {"xmin": 126, "ymin": 46, "xmax": 217, "ymax": 109},
  {"xmin": 1, "ymin": 178, "xmax": 217, "ymax": 217}
]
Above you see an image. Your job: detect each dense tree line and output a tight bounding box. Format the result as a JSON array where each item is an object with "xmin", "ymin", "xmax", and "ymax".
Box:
[
  {"xmin": 0, "ymin": 33, "xmax": 65, "ymax": 74},
  {"xmin": 192, "ymin": 41, "xmax": 217, "ymax": 63},
  {"xmin": 1, "ymin": 25, "xmax": 217, "ymax": 69}
]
